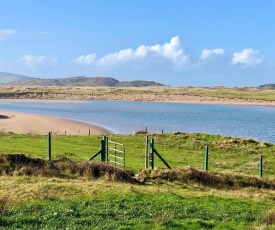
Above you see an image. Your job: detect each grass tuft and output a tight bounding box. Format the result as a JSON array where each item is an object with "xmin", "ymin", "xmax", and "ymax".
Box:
[
  {"xmin": 0, "ymin": 154, "xmax": 138, "ymax": 183},
  {"xmin": 263, "ymin": 209, "xmax": 275, "ymax": 225},
  {"xmin": 139, "ymin": 167, "xmax": 275, "ymax": 189},
  {"xmin": 0, "ymin": 196, "xmax": 9, "ymax": 215}
]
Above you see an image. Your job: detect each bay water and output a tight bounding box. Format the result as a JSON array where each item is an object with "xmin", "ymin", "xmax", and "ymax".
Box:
[{"xmin": 0, "ymin": 100, "xmax": 274, "ymax": 143}]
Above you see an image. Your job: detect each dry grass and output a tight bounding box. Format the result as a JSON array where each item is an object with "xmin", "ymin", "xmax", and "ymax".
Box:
[
  {"xmin": 0, "ymin": 85, "xmax": 274, "ymax": 101},
  {"xmin": 139, "ymin": 166, "xmax": 275, "ymax": 190},
  {"xmin": 263, "ymin": 209, "xmax": 275, "ymax": 225},
  {"xmin": 0, "ymin": 154, "xmax": 137, "ymax": 183},
  {"xmin": 0, "ymin": 196, "xmax": 8, "ymax": 215}
]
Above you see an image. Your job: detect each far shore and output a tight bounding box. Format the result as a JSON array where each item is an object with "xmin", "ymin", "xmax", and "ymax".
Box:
[
  {"xmin": 0, "ymin": 94, "xmax": 275, "ymax": 107},
  {"xmin": 0, "ymin": 110, "xmax": 111, "ymax": 135}
]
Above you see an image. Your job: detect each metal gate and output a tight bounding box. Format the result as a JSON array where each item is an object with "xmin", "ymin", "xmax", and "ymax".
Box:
[{"xmin": 106, "ymin": 139, "xmax": 125, "ymax": 171}]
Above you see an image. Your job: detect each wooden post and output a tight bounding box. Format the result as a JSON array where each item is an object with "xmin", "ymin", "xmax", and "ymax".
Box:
[
  {"xmin": 100, "ymin": 136, "xmax": 108, "ymax": 162},
  {"xmin": 145, "ymin": 136, "xmax": 149, "ymax": 169},
  {"xmin": 48, "ymin": 132, "xmax": 51, "ymax": 161},
  {"xmin": 204, "ymin": 146, "xmax": 208, "ymax": 171},
  {"xmin": 154, "ymin": 148, "xmax": 172, "ymax": 169},
  {"xmin": 259, "ymin": 154, "xmax": 263, "ymax": 178},
  {"xmin": 89, "ymin": 129, "xmax": 90, "ymax": 136},
  {"xmin": 149, "ymin": 138, "xmax": 154, "ymax": 170},
  {"xmin": 100, "ymin": 140, "xmax": 105, "ymax": 162}
]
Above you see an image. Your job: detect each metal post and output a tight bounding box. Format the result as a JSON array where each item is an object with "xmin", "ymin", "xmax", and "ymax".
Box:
[
  {"xmin": 204, "ymin": 146, "xmax": 208, "ymax": 171},
  {"xmin": 145, "ymin": 136, "xmax": 149, "ymax": 169},
  {"xmin": 149, "ymin": 139, "xmax": 154, "ymax": 170},
  {"xmin": 259, "ymin": 154, "xmax": 263, "ymax": 178},
  {"xmin": 48, "ymin": 132, "xmax": 51, "ymax": 161}
]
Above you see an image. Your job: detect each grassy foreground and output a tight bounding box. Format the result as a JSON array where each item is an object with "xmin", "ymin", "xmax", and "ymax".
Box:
[{"xmin": 1, "ymin": 132, "xmax": 275, "ymax": 229}]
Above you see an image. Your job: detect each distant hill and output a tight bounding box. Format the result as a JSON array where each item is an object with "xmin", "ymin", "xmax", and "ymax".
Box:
[
  {"xmin": 116, "ymin": 80, "xmax": 164, "ymax": 87},
  {"xmin": 258, "ymin": 84, "xmax": 275, "ymax": 89},
  {"xmin": 0, "ymin": 72, "xmax": 31, "ymax": 84},
  {"xmin": 6, "ymin": 76, "xmax": 165, "ymax": 87}
]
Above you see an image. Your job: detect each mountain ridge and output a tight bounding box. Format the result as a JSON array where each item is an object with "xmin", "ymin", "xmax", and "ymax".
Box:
[
  {"xmin": 5, "ymin": 75, "xmax": 165, "ymax": 87},
  {"xmin": 0, "ymin": 72, "xmax": 31, "ymax": 84}
]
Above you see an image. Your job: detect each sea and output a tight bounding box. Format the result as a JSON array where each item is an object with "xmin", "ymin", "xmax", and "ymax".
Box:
[{"xmin": 0, "ymin": 100, "xmax": 274, "ymax": 143}]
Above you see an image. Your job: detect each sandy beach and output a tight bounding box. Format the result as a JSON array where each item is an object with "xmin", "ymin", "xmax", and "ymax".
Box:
[
  {"xmin": 0, "ymin": 110, "xmax": 110, "ymax": 135},
  {"xmin": 1, "ymin": 93, "xmax": 274, "ymax": 107}
]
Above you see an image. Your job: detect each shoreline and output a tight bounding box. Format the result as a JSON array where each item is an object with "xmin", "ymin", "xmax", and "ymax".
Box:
[
  {"xmin": 0, "ymin": 94, "xmax": 275, "ymax": 107},
  {"xmin": 0, "ymin": 97, "xmax": 273, "ymax": 135},
  {"xmin": 0, "ymin": 110, "xmax": 111, "ymax": 135}
]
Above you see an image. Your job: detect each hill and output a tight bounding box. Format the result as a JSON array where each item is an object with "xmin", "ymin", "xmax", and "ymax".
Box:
[
  {"xmin": 259, "ymin": 84, "xmax": 275, "ymax": 89},
  {"xmin": 0, "ymin": 72, "xmax": 31, "ymax": 84},
  {"xmin": 116, "ymin": 80, "xmax": 164, "ymax": 87},
  {"xmin": 6, "ymin": 76, "xmax": 165, "ymax": 87}
]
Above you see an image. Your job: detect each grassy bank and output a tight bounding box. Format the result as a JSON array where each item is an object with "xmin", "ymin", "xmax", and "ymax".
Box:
[
  {"xmin": 0, "ymin": 85, "xmax": 275, "ymax": 101},
  {"xmin": 0, "ymin": 132, "xmax": 275, "ymax": 177},
  {"xmin": 1, "ymin": 132, "xmax": 275, "ymax": 229}
]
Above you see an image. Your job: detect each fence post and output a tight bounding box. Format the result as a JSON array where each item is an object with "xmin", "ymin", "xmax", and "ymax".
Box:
[
  {"xmin": 204, "ymin": 146, "xmax": 208, "ymax": 171},
  {"xmin": 259, "ymin": 154, "xmax": 263, "ymax": 178},
  {"xmin": 145, "ymin": 136, "xmax": 149, "ymax": 169},
  {"xmin": 149, "ymin": 138, "xmax": 154, "ymax": 170},
  {"xmin": 100, "ymin": 136, "xmax": 108, "ymax": 162},
  {"xmin": 100, "ymin": 140, "xmax": 105, "ymax": 162},
  {"xmin": 48, "ymin": 132, "xmax": 51, "ymax": 161}
]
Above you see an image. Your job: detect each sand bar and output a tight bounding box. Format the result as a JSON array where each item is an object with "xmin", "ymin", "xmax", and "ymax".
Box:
[{"xmin": 0, "ymin": 110, "xmax": 110, "ymax": 135}]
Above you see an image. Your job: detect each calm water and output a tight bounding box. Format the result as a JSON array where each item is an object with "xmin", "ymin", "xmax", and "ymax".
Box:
[{"xmin": 0, "ymin": 100, "xmax": 274, "ymax": 143}]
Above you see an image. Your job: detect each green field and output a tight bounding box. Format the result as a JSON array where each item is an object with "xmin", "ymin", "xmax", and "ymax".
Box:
[
  {"xmin": 1, "ymin": 132, "xmax": 275, "ymax": 229},
  {"xmin": 1, "ymin": 132, "xmax": 274, "ymax": 176}
]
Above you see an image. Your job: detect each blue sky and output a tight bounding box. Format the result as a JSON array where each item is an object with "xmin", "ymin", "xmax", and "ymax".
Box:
[{"xmin": 0, "ymin": 0, "xmax": 275, "ymax": 86}]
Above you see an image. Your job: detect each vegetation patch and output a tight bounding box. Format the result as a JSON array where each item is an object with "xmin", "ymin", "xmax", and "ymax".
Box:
[
  {"xmin": 0, "ymin": 193, "xmax": 272, "ymax": 229},
  {"xmin": 139, "ymin": 167, "xmax": 275, "ymax": 190},
  {"xmin": 0, "ymin": 154, "xmax": 137, "ymax": 183}
]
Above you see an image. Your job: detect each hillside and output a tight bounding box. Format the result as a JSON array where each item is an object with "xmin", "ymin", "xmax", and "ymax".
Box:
[
  {"xmin": 259, "ymin": 84, "xmax": 275, "ymax": 88},
  {"xmin": 0, "ymin": 72, "xmax": 31, "ymax": 84},
  {"xmin": 6, "ymin": 76, "xmax": 165, "ymax": 87}
]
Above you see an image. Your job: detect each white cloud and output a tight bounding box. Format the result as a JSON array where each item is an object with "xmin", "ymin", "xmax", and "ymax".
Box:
[
  {"xmin": 74, "ymin": 36, "xmax": 190, "ymax": 68},
  {"xmin": 232, "ymin": 48, "xmax": 262, "ymax": 67},
  {"xmin": 200, "ymin": 49, "xmax": 225, "ymax": 60},
  {"xmin": 74, "ymin": 53, "xmax": 97, "ymax": 65},
  {"xmin": 0, "ymin": 29, "xmax": 17, "ymax": 41},
  {"xmin": 20, "ymin": 55, "xmax": 57, "ymax": 67}
]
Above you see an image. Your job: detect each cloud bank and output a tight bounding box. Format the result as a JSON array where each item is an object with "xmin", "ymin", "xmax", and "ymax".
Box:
[
  {"xmin": 20, "ymin": 55, "xmax": 57, "ymax": 67},
  {"xmin": 72, "ymin": 37, "xmax": 263, "ymax": 71},
  {"xmin": 0, "ymin": 29, "xmax": 17, "ymax": 41},
  {"xmin": 74, "ymin": 36, "xmax": 190, "ymax": 68},
  {"xmin": 12, "ymin": 36, "xmax": 267, "ymax": 86},
  {"xmin": 232, "ymin": 48, "xmax": 262, "ymax": 67}
]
